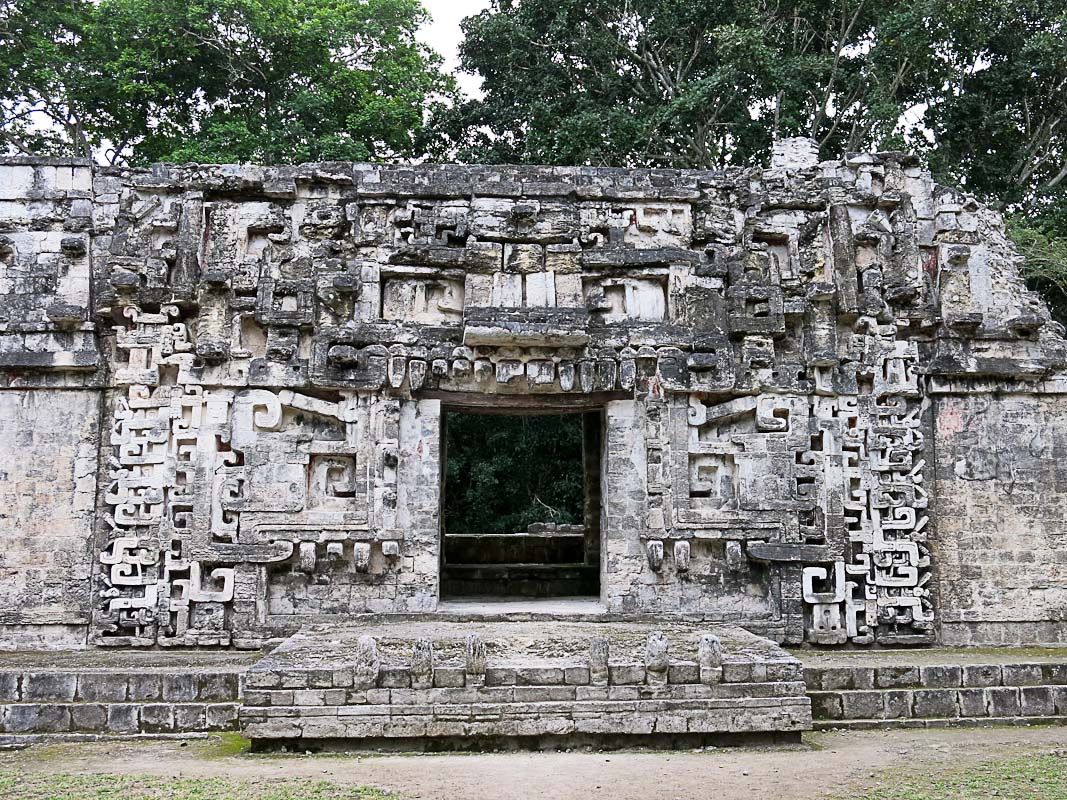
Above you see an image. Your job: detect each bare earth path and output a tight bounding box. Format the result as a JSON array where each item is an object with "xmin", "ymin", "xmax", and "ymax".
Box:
[{"xmin": 7, "ymin": 726, "xmax": 1067, "ymax": 800}]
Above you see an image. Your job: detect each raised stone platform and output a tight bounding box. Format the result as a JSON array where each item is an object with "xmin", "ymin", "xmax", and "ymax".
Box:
[
  {"xmin": 5, "ymin": 643, "xmax": 1064, "ymax": 746},
  {"xmin": 240, "ymin": 621, "xmax": 811, "ymax": 750},
  {"xmin": 0, "ymin": 651, "xmax": 252, "ymax": 742},
  {"xmin": 802, "ymin": 649, "xmax": 1067, "ymax": 730}
]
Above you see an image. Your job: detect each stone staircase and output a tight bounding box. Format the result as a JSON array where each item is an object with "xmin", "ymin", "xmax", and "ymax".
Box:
[
  {"xmin": 441, "ymin": 528, "xmax": 598, "ymax": 598},
  {"xmin": 0, "ymin": 653, "xmax": 252, "ymax": 741},
  {"xmin": 4, "ymin": 644, "xmax": 1064, "ymax": 744},
  {"xmin": 806, "ymin": 658, "xmax": 1067, "ymax": 730},
  {"xmin": 240, "ymin": 621, "xmax": 811, "ymax": 749}
]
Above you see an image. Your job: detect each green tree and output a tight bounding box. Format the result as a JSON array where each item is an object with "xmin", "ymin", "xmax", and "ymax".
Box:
[
  {"xmin": 0, "ymin": 0, "xmax": 91, "ymax": 156},
  {"xmin": 443, "ymin": 0, "xmax": 947, "ymax": 168},
  {"xmin": 0, "ymin": 0, "xmax": 455, "ymax": 164}
]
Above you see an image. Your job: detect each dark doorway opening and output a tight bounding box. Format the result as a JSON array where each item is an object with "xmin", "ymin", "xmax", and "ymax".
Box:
[{"xmin": 441, "ymin": 410, "xmax": 602, "ymax": 599}]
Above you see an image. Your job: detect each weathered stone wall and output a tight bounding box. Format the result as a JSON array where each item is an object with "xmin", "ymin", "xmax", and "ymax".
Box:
[
  {"xmin": 933, "ymin": 387, "xmax": 1067, "ymax": 645},
  {"xmin": 600, "ymin": 399, "xmax": 787, "ymax": 638},
  {"xmin": 0, "ymin": 159, "xmax": 98, "ymax": 374},
  {"xmin": 0, "ymin": 142, "xmax": 1063, "ymax": 650},
  {"xmin": 0, "ymin": 389, "xmax": 99, "ymax": 649}
]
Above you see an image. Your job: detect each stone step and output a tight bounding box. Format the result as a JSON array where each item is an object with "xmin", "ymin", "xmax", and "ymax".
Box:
[
  {"xmin": 0, "ymin": 702, "xmax": 240, "ymax": 736},
  {"xmin": 4, "ymin": 651, "xmax": 1061, "ymax": 742},
  {"xmin": 805, "ymin": 659, "xmax": 1067, "ymax": 725},
  {"xmin": 239, "ymin": 621, "xmax": 812, "ymax": 747},
  {"xmin": 0, "ymin": 670, "xmax": 241, "ymax": 704},
  {"xmin": 0, "ymin": 667, "xmax": 243, "ymax": 738},
  {"xmin": 243, "ymin": 696, "xmax": 813, "ymax": 743},
  {"xmin": 440, "ymin": 563, "xmax": 598, "ymax": 597},
  {"xmin": 810, "ymin": 685, "xmax": 1067, "ymax": 722},
  {"xmin": 814, "ymin": 715, "xmax": 1067, "ymax": 731},
  {"xmin": 805, "ymin": 662, "xmax": 1067, "ymax": 692}
]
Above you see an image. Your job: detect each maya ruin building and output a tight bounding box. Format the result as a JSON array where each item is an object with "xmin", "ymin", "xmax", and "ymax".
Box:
[{"xmin": 0, "ymin": 138, "xmax": 1065, "ymax": 748}]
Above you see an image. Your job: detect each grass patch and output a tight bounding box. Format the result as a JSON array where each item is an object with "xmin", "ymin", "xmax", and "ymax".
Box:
[
  {"xmin": 852, "ymin": 752, "xmax": 1067, "ymax": 800},
  {"xmin": 0, "ymin": 771, "xmax": 394, "ymax": 800},
  {"xmin": 209, "ymin": 732, "xmax": 252, "ymax": 758}
]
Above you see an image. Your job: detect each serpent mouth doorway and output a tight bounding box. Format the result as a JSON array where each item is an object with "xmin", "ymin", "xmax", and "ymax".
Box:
[{"xmin": 440, "ymin": 407, "xmax": 603, "ymax": 602}]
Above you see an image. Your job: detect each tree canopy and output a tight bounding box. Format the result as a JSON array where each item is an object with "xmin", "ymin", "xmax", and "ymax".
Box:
[
  {"xmin": 446, "ymin": 0, "xmax": 940, "ymax": 169},
  {"xmin": 0, "ymin": 0, "xmax": 455, "ymax": 164}
]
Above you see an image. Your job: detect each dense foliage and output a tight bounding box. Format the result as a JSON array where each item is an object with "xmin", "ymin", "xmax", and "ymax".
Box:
[
  {"xmin": 444, "ymin": 413, "xmax": 585, "ymax": 535},
  {"xmin": 0, "ymin": 0, "xmax": 454, "ymax": 164},
  {"xmin": 446, "ymin": 0, "xmax": 937, "ymax": 168}
]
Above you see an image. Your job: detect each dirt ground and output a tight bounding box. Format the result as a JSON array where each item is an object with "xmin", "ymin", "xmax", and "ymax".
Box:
[{"xmin": 6, "ymin": 726, "xmax": 1067, "ymax": 800}]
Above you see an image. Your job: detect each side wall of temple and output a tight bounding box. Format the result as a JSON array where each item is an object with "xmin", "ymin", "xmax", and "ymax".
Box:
[
  {"xmin": 0, "ymin": 161, "xmax": 102, "ymax": 648},
  {"xmin": 933, "ymin": 388, "xmax": 1067, "ymax": 645},
  {"xmin": 0, "ymin": 147, "xmax": 1063, "ymax": 650},
  {"xmin": 0, "ymin": 389, "xmax": 99, "ymax": 648}
]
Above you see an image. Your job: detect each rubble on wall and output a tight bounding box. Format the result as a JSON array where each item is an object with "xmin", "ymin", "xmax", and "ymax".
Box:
[{"xmin": 0, "ymin": 138, "xmax": 1063, "ymax": 649}]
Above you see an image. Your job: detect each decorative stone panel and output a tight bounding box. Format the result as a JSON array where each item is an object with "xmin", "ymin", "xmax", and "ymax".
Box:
[{"xmin": 0, "ymin": 142, "xmax": 1063, "ymax": 648}]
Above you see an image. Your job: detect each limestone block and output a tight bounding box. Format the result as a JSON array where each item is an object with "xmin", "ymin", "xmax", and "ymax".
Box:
[
  {"xmin": 175, "ymin": 705, "xmax": 208, "ymax": 731},
  {"xmin": 1002, "ymin": 664, "xmax": 1044, "ymax": 686},
  {"xmin": 839, "ymin": 691, "xmax": 885, "ymax": 720},
  {"xmin": 1020, "ymin": 686, "xmax": 1056, "ymax": 716},
  {"xmin": 809, "ymin": 692, "xmax": 843, "ymax": 720},
  {"xmin": 70, "ymin": 703, "xmax": 107, "ymax": 732},
  {"xmin": 956, "ymin": 688, "xmax": 987, "ymax": 717},
  {"xmin": 912, "ymin": 689, "xmax": 958, "ymax": 718},
  {"xmin": 3, "ymin": 704, "xmax": 71, "ymax": 734},
  {"xmin": 515, "ymin": 667, "xmax": 565, "ymax": 686},
  {"xmin": 876, "ymin": 667, "xmax": 919, "ymax": 689},
  {"xmin": 163, "ymin": 674, "xmax": 198, "ymax": 702},
  {"xmin": 883, "ymin": 690, "xmax": 912, "ymax": 719},
  {"xmin": 22, "ymin": 673, "xmax": 77, "ymax": 702},
  {"xmin": 985, "ymin": 687, "xmax": 1022, "ymax": 717},
  {"xmin": 77, "ymin": 674, "xmax": 128, "ymax": 702},
  {"xmin": 433, "ymin": 667, "xmax": 466, "ymax": 688},
  {"xmin": 918, "ymin": 666, "xmax": 962, "ymax": 689},
  {"xmin": 962, "ymin": 665, "xmax": 1002, "ymax": 688}
]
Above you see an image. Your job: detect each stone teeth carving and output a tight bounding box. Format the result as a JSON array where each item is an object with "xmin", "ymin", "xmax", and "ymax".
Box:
[
  {"xmin": 674, "ymin": 540, "xmax": 691, "ymax": 572},
  {"xmin": 699, "ymin": 634, "xmax": 723, "ymax": 684},
  {"xmin": 353, "ymin": 635, "xmax": 380, "ymax": 690},
  {"xmin": 645, "ymin": 631, "xmax": 670, "ymax": 685},
  {"xmin": 646, "ymin": 539, "xmax": 664, "ymax": 571},
  {"xmin": 410, "ymin": 638, "xmax": 434, "ymax": 689},
  {"xmin": 465, "ymin": 634, "xmax": 487, "ymax": 678},
  {"xmin": 353, "ymin": 542, "xmax": 372, "ymax": 573},
  {"xmin": 589, "ymin": 637, "xmax": 610, "ymax": 686}
]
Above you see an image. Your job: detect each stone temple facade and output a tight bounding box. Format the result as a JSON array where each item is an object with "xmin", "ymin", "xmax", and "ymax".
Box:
[{"xmin": 0, "ymin": 140, "xmax": 1065, "ymax": 745}]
